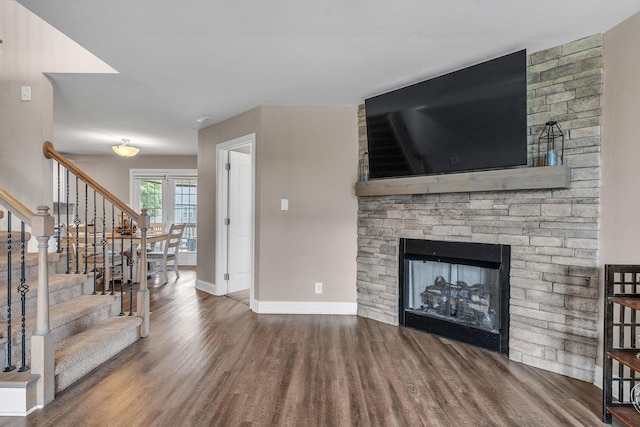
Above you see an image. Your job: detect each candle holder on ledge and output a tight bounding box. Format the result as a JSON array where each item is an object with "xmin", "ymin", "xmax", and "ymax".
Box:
[
  {"xmin": 359, "ymin": 151, "xmax": 370, "ymax": 182},
  {"xmin": 537, "ymin": 121, "xmax": 564, "ymax": 166}
]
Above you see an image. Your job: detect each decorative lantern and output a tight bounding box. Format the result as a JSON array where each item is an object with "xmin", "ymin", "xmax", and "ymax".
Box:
[
  {"xmin": 359, "ymin": 151, "xmax": 370, "ymax": 181},
  {"xmin": 537, "ymin": 121, "xmax": 564, "ymax": 166}
]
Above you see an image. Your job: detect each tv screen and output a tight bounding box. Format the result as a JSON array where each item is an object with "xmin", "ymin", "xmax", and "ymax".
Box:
[{"xmin": 365, "ymin": 50, "xmax": 527, "ymax": 179}]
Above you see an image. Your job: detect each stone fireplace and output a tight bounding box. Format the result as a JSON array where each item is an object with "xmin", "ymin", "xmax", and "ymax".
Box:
[
  {"xmin": 356, "ymin": 35, "xmax": 602, "ymax": 382},
  {"xmin": 399, "ymin": 238, "xmax": 510, "ymax": 354}
]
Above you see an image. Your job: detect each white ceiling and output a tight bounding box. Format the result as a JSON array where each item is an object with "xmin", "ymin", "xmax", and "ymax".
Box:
[{"xmin": 16, "ymin": 0, "xmax": 640, "ymax": 156}]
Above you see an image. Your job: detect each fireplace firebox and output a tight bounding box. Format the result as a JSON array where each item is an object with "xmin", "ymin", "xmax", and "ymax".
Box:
[{"xmin": 399, "ymin": 238, "xmax": 510, "ymax": 354}]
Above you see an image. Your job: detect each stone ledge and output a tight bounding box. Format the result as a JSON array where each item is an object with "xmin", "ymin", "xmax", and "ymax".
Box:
[{"xmin": 355, "ymin": 166, "xmax": 570, "ymax": 197}]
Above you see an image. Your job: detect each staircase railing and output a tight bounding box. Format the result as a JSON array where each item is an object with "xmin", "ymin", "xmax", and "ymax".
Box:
[
  {"xmin": 0, "ymin": 188, "xmax": 54, "ymax": 405},
  {"xmin": 43, "ymin": 141, "xmax": 150, "ymax": 337}
]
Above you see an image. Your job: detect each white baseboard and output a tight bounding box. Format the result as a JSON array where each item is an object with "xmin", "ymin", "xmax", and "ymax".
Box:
[
  {"xmin": 594, "ymin": 364, "xmax": 603, "ymax": 389},
  {"xmin": 196, "ymin": 280, "xmax": 357, "ymax": 315},
  {"xmin": 195, "ymin": 279, "xmax": 217, "ymax": 295},
  {"xmin": 253, "ymin": 300, "xmax": 357, "ymax": 315}
]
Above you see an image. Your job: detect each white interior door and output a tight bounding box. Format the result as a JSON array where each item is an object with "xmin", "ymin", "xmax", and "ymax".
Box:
[
  {"xmin": 227, "ymin": 150, "xmax": 252, "ymax": 293},
  {"xmin": 215, "ymin": 133, "xmax": 255, "ymax": 303}
]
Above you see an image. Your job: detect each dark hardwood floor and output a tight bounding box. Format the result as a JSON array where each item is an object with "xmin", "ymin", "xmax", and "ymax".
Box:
[{"xmin": 0, "ymin": 270, "xmax": 605, "ymax": 426}]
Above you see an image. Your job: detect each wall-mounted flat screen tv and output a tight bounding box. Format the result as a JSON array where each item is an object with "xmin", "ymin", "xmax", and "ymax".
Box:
[{"xmin": 365, "ymin": 50, "xmax": 527, "ymax": 179}]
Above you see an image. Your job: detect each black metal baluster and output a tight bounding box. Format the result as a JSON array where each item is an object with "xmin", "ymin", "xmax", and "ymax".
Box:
[
  {"xmin": 92, "ymin": 190, "xmax": 98, "ymax": 295},
  {"xmin": 66, "ymin": 167, "xmax": 71, "ymax": 274},
  {"xmin": 74, "ymin": 176, "xmax": 81, "ymax": 274},
  {"xmin": 73, "ymin": 222, "xmax": 80, "ymax": 275},
  {"xmin": 17, "ymin": 222, "xmax": 29, "ymax": 372},
  {"xmin": 56, "ymin": 162, "xmax": 61, "ymax": 253},
  {"xmin": 3, "ymin": 212, "xmax": 14, "ymax": 372},
  {"xmin": 110, "ymin": 203, "xmax": 117, "ymax": 295},
  {"xmin": 129, "ymin": 230, "xmax": 134, "ymax": 316},
  {"xmin": 86, "ymin": 183, "xmax": 91, "ymax": 282},
  {"xmin": 100, "ymin": 197, "xmax": 108, "ymax": 295}
]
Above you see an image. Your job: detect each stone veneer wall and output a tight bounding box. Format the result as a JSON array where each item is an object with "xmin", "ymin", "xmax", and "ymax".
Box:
[{"xmin": 356, "ymin": 35, "xmax": 602, "ymax": 382}]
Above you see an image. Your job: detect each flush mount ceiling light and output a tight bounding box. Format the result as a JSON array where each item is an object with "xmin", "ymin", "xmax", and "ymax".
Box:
[
  {"xmin": 195, "ymin": 115, "xmax": 210, "ymax": 124},
  {"xmin": 112, "ymin": 138, "xmax": 140, "ymax": 157}
]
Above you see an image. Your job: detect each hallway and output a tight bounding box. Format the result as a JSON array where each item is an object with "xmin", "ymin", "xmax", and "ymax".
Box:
[{"xmin": 0, "ymin": 270, "xmax": 603, "ymax": 426}]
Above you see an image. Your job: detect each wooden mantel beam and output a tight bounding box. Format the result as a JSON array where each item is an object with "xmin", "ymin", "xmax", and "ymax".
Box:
[{"xmin": 355, "ymin": 166, "xmax": 571, "ymax": 197}]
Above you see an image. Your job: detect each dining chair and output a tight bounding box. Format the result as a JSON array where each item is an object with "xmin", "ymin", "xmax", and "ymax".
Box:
[
  {"xmin": 149, "ymin": 222, "xmax": 165, "ymax": 232},
  {"xmin": 147, "ymin": 223, "xmax": 185, "ymax": 284},
  {"xmin": 147, "ymin": 222, "xmax": 166, "ymax": 251}
]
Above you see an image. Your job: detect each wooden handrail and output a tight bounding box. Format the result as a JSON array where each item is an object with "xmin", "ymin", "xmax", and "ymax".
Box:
[
  {"xmin": 43, "ymin": 141, "xmax": 139, "ymax": 221},
  {"xmin": 0, "ymin": 187, "xmax": 35, "ymax": 226}
]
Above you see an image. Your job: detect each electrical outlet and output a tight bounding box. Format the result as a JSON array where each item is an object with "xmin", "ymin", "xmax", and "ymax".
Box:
[{"xmin": 315, "ymin": 282, "xmax": 322, "ymax": 294}]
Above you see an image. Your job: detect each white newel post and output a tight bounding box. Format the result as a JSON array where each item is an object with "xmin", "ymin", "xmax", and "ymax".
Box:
[
  {"xmin": 30, "ymin": 206, "xmax": 55, "ymax": 406},
  {"xmin": 137, "ymin": 209, "xmax": 150, "ymax": 337}
]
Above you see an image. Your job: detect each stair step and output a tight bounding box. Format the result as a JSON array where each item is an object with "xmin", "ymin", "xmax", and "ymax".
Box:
[
  {"xmin": 1, "ymin": 293, "xmax": 118, "ymax": 342},
  {"xmin": 54, "ymin": 315, "xmax": 142, "ymax": 393},
  {"xmin": 0, "ymin": 294, "xmax": 119, "ymax": 366},
  {"xmin": 0, "ymin": 252, "xmax": 61, "ymax": 285},
  {"xmin": 0, "ymin": 234, "xmax": 143, "ymax": 406},
  {"xmin": 0, "ymin": 273, "xmax": 89, "ymax": 321},
  {"xmin": 0, "ymin": 231, "xmax": 32, "ymax": 256}
]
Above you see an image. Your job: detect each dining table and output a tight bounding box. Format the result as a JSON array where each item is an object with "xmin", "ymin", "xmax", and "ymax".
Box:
[
  {"xmin": 62, "ymin": 226, "xmax": 170, "ymax": 283},
  {"xmin": 104, "ymin": 230, "xmax": 169, "ymax": 246},
  {"xmin": 102, "ymin": 230, "xmax": 169, "ymax": 281}
]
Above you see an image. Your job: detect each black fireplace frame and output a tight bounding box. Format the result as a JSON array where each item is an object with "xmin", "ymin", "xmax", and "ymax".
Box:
[{"xmin": 398, "ymin": 238, "xmax": 510, "ymax": 354}]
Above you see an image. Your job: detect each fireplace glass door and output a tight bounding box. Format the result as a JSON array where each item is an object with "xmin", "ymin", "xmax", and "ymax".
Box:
[
  {"xmin": 399, "ymin": 238, "xmax": 510, "ymax": 354},
  {"xmin": 404, "ymin": 259, "xmax": 500, "ymax": 333}
]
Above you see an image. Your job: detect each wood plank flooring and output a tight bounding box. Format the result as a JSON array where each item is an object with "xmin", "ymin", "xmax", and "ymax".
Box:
[{"xmin": 0, "ymin": 271, "xmax": 604, "ymax": 426}]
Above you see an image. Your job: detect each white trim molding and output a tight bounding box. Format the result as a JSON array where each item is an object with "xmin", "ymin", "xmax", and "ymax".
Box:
[
  {"xmin": 215, "ymin": 133, "xmax": 256, "ymax": 303},
  {"xmin": 253, "ymin": 300, "xmax": 357, "ymax": 315},
  {"xmin": 0, "ymin": 373, "xmax": 40, "ymax": 416},
  {"xmin": 195, "ymin": 279, "xmax": 221, "ymax": 296},
  {"xmin": 593, "ymin": 364, "xmax": 603, "ymax": 390}
]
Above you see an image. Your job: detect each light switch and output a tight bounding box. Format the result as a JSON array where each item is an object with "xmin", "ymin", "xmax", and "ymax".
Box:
[
  {"xmin": 21, "ymin": 86, "xmax": 32, "ymax": 101},
  {"xmin": 281, "ymin": 199, "xmax": 288, "ymax": 211}
]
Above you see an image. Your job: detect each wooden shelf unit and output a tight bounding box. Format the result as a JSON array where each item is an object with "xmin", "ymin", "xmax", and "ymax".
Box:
[
  {"xmin": 603, "ymin": 265, "xmax": 640, "ymax": 425},
  {"xmin": 607, "ymin": 406, "xmax": 640, "ymax": 427}
]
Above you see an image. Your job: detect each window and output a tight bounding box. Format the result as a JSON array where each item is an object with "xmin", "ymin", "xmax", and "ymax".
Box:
[
  {"xmin": 131, "ymin": 170, "xmax": 197, "ymax": 264},
  {"xmin": 139, "ymin": 179, "xmax": 163, "ymax": 223}
]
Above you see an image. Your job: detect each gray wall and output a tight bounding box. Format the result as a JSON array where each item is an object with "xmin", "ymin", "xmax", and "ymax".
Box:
[
  {"xmin": 599, "ymin": 11, "xmax": 640, "ymax": 373},
  {"xmin": 65, "ymin": 154, "xmax": 197, "ymax": 203},
  {"xmin": 197, "ymin": 107, "xmax": 261, "ymax": 294},
  {"xmin": 197, "ymin": 106, "xmax": 359, "ymax": 304},
  {"xmin": 0, "ymin": 1, "xmax": 115, "ymax": 223}
]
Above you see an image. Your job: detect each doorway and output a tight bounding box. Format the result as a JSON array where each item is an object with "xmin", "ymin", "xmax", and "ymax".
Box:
[
  {"xmin": 131, "ymin": 169, "xmax": 198, "ymax": 265},
  {"xmin": 215, "ymin": 134, "xmax": 255, "ymax": 307}
]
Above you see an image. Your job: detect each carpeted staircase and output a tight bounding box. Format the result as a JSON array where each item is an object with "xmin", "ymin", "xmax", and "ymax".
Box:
[{"xmin": 0, "ymin": 230, "xmax": 142, "ymax": 413}]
